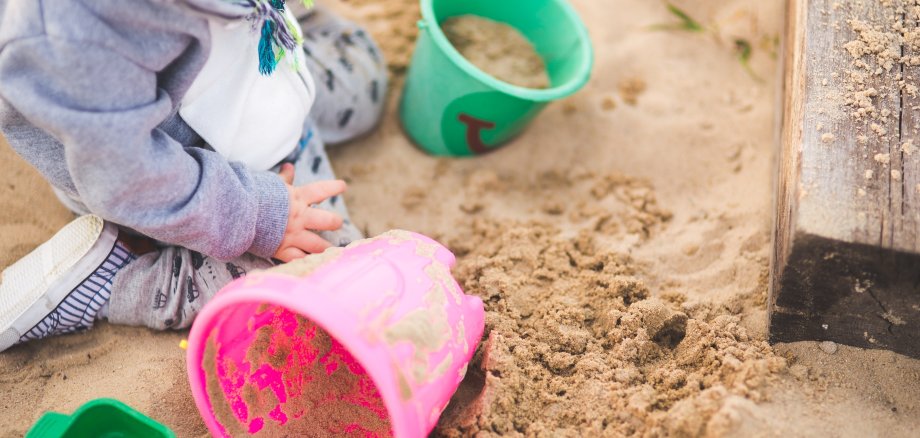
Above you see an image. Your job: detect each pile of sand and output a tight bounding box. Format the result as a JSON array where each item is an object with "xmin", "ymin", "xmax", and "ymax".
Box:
[{"xmin": 434, "ymin": 219, "xmax": 785, "ymax": 436}]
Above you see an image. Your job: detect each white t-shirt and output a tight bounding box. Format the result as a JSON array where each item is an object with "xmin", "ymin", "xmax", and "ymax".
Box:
[{"xmin": 179, "ymin": 10, "xmax": 315, "ymax": 171}]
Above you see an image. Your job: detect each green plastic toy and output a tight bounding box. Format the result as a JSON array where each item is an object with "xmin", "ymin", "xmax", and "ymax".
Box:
[
  {"xmin": 26, "ymin": 398, "xmax": 175, "ymax": 438},
  {"xmin": 399, "ymin": 0, "xmax": 594, "ymax": 156}
]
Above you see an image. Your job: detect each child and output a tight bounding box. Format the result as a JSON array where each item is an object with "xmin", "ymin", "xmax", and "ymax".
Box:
[{"xmin": 0, "ymin": 0, "xmax": 387, "ymax": 351}]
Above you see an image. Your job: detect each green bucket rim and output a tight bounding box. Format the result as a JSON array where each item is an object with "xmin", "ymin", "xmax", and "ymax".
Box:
[{"xmin": 419, "ymin": 0, "xmax": 594, "ymax": 103}]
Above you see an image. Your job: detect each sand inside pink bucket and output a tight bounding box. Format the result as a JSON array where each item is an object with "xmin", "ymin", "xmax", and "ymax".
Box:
[{"xmin": 202, "ymin": 306, "xmax": 393, "ymax": 437}]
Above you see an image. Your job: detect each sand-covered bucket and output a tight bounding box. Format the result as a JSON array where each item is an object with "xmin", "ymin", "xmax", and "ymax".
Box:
[
  {"xmin": 399, "ymin": 0, "xmax": 593, "ymax": 156},
  {"xmin": 185, "ymin": 231, "xmax": 485, "ymax": 437}
]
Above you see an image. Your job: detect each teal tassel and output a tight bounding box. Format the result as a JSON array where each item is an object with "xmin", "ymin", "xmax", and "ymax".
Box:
[
  {"xmin": 269, "ymin": 0, "xmax": 285, "ymax": 9},
  {"xmin": 258, "ymin": 20, "xmax": 277, "ymax": 75}
]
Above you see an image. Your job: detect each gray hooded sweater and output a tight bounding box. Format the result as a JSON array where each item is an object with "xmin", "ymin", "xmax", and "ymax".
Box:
[{"xmin": 0, "ymin": 0, "xmax": 292, "ymax": 260}]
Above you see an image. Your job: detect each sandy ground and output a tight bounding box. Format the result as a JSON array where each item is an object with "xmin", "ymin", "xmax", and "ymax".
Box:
[{"xmin": 2, "ymin": 0, "xmax": 920, "ymax": 436}]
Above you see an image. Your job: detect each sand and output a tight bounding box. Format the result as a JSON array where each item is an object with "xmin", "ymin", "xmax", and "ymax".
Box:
[
  {"xmin": 441, "ymin": 15, "xmax": 550, "ymax": 89},
  {"xmin": 2, "ymin": 0, "xmax": 920, "ymax": 436},
  {"xmin": 432, "ymin": 220, "xmax": 785, "ymax": 436},
  {"xmin": 204, "ymin": 310, "xmax": 391, "ymax": 437},
  {"xmin": 812, "ymin": 0, "xmax": 920, "ymax": 151},
  {"xmin": 837, "ymin": 0, "xmax": 918, "ymax": 137}
]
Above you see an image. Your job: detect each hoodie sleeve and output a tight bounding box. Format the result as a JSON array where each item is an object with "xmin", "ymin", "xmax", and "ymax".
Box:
[{"xmin": 0, "ymin": 35, "xmax": 289, "ymax": 260}]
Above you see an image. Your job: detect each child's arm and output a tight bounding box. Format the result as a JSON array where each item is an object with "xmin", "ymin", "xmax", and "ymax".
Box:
[{"xmin": 0, "ymin": 35, "xmax": 293, "ymax": 260}]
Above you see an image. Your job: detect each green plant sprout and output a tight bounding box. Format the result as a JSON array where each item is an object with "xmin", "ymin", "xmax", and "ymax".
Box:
[
  {"xmin": 649, "ymin": 2, "xmax": 764, "ymax": 82},
  {"xmin": 734, "ymin": 38, "xmax": 763, "ymax": 82},
  {"xmin": 648, "ymin": 3, "xmax": 705, "ymax": 32}
]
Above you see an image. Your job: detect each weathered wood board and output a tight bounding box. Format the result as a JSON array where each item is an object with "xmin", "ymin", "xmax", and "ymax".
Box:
[{"xmin": 771, "ymin": 0, "xmax": 920, "ymax": 357}]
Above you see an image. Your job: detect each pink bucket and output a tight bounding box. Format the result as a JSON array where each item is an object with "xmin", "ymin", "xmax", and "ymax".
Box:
[{"xmin": 185, "ymin": 231, "xmax": 485, "ymax": 437}]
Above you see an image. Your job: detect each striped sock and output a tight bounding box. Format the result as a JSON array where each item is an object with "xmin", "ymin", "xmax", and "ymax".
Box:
[{"xmin": 18, "ymin": 242, "xmax": 135, "ymax": 344}]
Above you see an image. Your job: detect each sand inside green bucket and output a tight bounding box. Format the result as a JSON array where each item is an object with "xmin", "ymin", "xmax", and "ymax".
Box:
[{"xmin": 442, "ymin": 15, "xmax": 550, "ymax": 89}]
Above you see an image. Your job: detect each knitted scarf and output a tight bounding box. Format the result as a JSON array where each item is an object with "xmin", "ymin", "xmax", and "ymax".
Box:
[
  {"xmin": 194, "ymin": 0, "xmax": 313, "ymax": 75},
  {"xmin": 250, "ymin": 0, "xmax": 313, "ymax": 75}
]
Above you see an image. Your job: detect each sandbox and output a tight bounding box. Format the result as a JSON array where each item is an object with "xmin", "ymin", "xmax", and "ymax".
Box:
[{"xmin": 1, "ymin": 1, "xmax": 920, "ymax": 437}]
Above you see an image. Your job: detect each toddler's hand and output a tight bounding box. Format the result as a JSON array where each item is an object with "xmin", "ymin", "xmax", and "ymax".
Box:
[{"xmin": 272, "ymin": 163, "xmax": 346, "ymax": 262}]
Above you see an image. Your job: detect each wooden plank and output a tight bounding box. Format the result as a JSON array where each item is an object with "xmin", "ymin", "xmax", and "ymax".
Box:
[
  {"xmin": 899, "ymin": 0, "xmax": 920, "ymax": 249},
  {"xmin": 770, "ymin": 0, "xmax": 920, "ymax": 357}
]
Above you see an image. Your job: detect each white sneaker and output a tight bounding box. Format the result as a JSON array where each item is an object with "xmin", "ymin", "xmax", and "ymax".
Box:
[{"xmin": 0, "ymin": 215, "xmax": 131, "ymax": 352}]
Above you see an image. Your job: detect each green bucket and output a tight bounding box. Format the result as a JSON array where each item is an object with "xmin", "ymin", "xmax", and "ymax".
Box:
[
  {"xmin": 399, "ymin": 0, "xmax": 594, "ymax": 156},
  {"xmin": 26, "ymin": 398, "xmax": 175, "ymax": 438}
]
